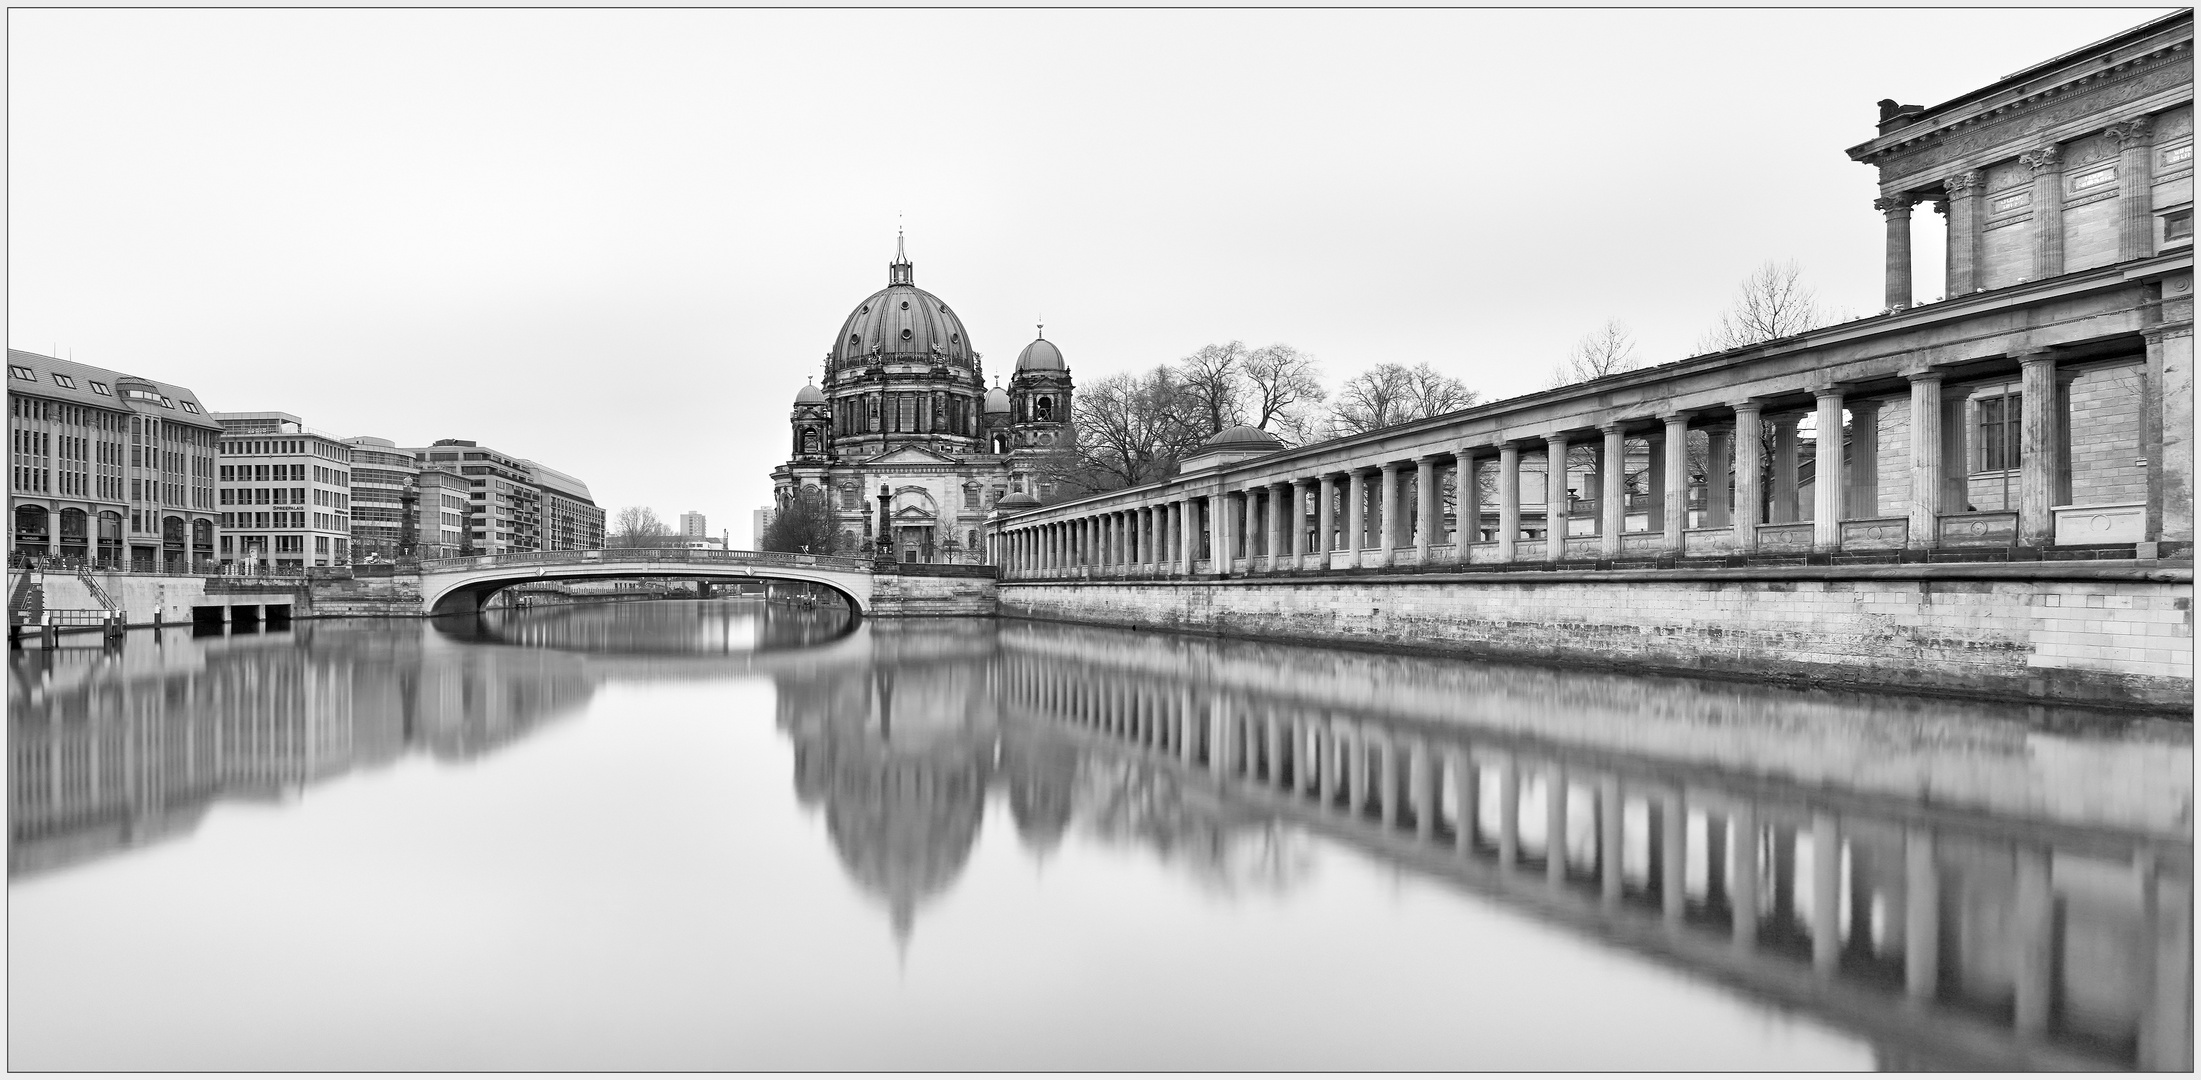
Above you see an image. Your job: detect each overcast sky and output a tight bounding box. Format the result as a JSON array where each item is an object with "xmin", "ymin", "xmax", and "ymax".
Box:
[{"xmin": 8, "ymin": 8, "xmax": 2164, "ymax": 540}]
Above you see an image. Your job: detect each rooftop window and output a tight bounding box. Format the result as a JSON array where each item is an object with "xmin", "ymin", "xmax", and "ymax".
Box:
[
  {"xmin": 51, "ymin": 374, "xmax": 76, "ymax": 389},
  {"xmin": 158, "ymin": 396, "xmax": 173, "ymax": 408},
  {"xmin": 8, "ymin": 365, "xmax": 34, "ymax": 381},
  {"xmin": 88, "ymin": 381, "xmax": 111, "ymax": 396},
  {"xmin": 180, "ymin": 401, "xmax": 200, "ymax": 413}
]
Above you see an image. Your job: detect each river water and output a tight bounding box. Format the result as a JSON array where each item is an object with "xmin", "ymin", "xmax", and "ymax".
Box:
[{"xmin": 8, "ymin": 599, "xmax": 2192, "ymax": 1071}]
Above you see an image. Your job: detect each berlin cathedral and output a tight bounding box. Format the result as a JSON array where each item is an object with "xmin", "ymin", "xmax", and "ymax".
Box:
[{"xmin": 771, "ymin": 236, "xmax": 1073, "ymax": 562}]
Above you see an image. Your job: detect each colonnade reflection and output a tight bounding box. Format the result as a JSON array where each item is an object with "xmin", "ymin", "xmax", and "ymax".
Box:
[{"xmin": 976, "ymin": 624, "xmax": 2192, "ymax": 1072}]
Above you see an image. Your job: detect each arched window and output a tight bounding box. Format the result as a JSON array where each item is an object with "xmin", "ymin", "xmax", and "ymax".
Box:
[
  {"xmin": 1036, "ymin": 395, "xmax": 1054, "ymax": 420},
  {"xmin": 802, "ymin": 429, "xmax": 819, "ymax": 454}
]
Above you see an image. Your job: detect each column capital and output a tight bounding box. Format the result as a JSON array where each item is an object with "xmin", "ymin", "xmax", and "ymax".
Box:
[
  {"xmin": 2106, "ymin": 116, "xmax": 2154, "ymax": 148},
  {"xmin": 2019, "ymin": 144, "xmax": 2062, "ymax": 174},
  {"xmin": 1659, "ymin": 409, "xmax": 1697, "ymax": 425},
  {"xmin": 1931, "ymin": 198, "xmax": 1950, "ymax": 217},
  {"xmin": 1943, "ymin": 169, "xmax": 1984, "ymax": 198},
  {"xmin": 2012, "ymin": 347, "xmax": 2060, "ymax": 367},
  {"xmin": 1899, "ymin": 364, "xmax": 1947, "ymax": 382},
  {"xmin": 1808, "ymin": 381, "xmax": 1856, "ymax": 400},
  {"xmin": 1873, "ymin": 195, "xmax": 1917, "ymax": 215},
  {"xmin": 1598, "ymin": 419, "xmax": 1631, "ymax": 435}
]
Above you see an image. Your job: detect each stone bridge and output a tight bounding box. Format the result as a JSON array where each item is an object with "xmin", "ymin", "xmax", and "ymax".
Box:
[
  {"xmin": 415, "ymin": 550, "xmax": 998, "ymax": 618},
  {"xmin": 418, "ymin": 550, "xmax": 879, "ymax": 616}
]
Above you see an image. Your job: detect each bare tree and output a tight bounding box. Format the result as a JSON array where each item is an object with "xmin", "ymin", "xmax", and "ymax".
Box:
[
  {"xmin": 1551, "ymin": 319, "xmax": 1642, "ymax": 387},
  {"xmin": 1061, "ymin": 367, "xmax": 1205, "ymax": 492},
  {"xmin": 610, "ymin": 506, "xmax": 675, "ymax": 548},
  {"xmin": 1699, "ymin": 260, "xmax": 1828, "ymax": 352},
  {"xmin": 1241, "ymin": 343, "xmax": 1326, "ymax": 445},
  {"xmin": 760, "ymin": 493, "xmax": 839, "ymax": 554},
  {"xmin": 1175, "ymin": 341, "xmax": 1248, "ymax": 438},
  {"xmin": 1329, "ymin": 362, "xmax": 1477, "ymax": 436}
]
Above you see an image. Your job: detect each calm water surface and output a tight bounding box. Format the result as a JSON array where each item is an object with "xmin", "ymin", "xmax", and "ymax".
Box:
[{"xmin": 8, "ymin": 600, "xmax": 2192, "ymax": 1071}]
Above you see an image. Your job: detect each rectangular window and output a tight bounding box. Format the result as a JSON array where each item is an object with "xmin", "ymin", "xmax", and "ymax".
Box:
[
  {"xmin": 50, "ymin": 374, "xmax": 75, "ymax": 389},
  {"xmin": 1978, "ymin": 392, "xmax": 2022, "ymax": 472},
  {"xmin": 88, "ymin": 380, "xmax": 110, "ymax": 396},
  {"xmin": 7, "ymin": 365, "xmax": 33, "ymax": 380},
  {"xmin": 180, "ymin": 401, "xmax": 199, "ymax": 413},
  {"xmin": 2167, "ymin": 208, "xmax": 2194, "ymax": 244}
]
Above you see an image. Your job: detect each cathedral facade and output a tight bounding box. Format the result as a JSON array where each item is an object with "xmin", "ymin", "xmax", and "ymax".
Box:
[{"xmin": 770, "ymin": 237, "xmax": 1071, "ymax": 562}]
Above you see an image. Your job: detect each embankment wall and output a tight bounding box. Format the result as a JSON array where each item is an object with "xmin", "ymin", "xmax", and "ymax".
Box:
[{"xmin": 998, "ymin": 562, "xmax": 2194, "ymax": 709}]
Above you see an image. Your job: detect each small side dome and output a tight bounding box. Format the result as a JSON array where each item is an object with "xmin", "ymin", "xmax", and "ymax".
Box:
[
  {"xmin": 1202, "ymin": 424, "xmax": 1284, "ymax": 450},
  {"xmin": 983, "ymin": 385, "xmax": 1011, "ymax": 415},
  {"xmin": 996, "ymin": 490, "xmax": 1041, "ymax": 510},
  {"xmin": 794, "ymin": 381, "xmax": 826, "ymax": 405},
  {"xmin": 1015, "ymin": 336, "xmax": 1066, "ymax": 373}
]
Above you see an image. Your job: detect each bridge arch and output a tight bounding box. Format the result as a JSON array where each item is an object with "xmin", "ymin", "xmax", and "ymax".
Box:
[{"xmin": 417, "ymin": 552, "xmax": 875, "ymax": 617}]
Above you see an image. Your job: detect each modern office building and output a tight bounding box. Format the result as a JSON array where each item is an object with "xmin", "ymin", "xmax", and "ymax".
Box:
[
  {"xmin": 403, "ymin": 438, "xmax": 603, "ymax": 555},
  {"xmin": 7, "ymin": 349, "xmax": 222, "ymax": 570},
  {"xmin": 415, "ymin": 468, "xmax": 472, "ymax": 559},
  {"xmin": 535, "ymin": 463, "xmax": 606, "ymax": 551},
  {"xmin": 344, "ymin": 436, "xmax": 419, "ymax": 562},
  {"xmin": 753, "ymin": 506, "xmax": 776, "ymax": 549},
  {"xmin": 680, "ymin": 511, "xmax": 707, "ymax": 538},
  {"xmin": 210, "ymin": 412, "xmax": 353, "ymax": 569}
]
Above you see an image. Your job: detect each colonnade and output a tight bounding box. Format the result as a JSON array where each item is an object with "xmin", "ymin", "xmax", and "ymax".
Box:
[
  {"xmin": 993, "ymin": 349, "xmax": 2125, "ymax": 576},
  {"xmin": 995, "ymin": 654, "xmax": 2194, "ymax": 1072}
]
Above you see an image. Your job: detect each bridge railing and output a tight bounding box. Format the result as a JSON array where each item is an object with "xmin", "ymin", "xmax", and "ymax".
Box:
[{"xmin": 417, "ymin": 549, "xmax": 872, "ymax": 574}]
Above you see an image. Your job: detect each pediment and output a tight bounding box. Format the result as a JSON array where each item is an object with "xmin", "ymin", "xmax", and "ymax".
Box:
[
  {"xmin": 891, "ymin": 506, "xmax": 937, "ymax": 522},
  {"xmin": 863, "ymin": 446, "xmax": 960, "ymax": 466}
]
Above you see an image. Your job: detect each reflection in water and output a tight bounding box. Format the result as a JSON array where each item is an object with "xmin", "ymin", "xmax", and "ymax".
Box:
[{"xmin": 8, "ymin": 600, "xmax": 2191, "ymax": 1071}]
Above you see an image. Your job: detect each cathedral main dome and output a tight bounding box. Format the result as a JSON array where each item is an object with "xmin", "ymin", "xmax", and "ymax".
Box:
[{"xmin": 829, "ymin": 236, "xmax": 975, "ymax": 368}]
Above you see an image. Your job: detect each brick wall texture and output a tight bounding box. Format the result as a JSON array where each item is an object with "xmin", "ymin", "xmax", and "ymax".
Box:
[{"xmin": 1000, "ymin": 574, "xmax": 2193, "ymax": 709}]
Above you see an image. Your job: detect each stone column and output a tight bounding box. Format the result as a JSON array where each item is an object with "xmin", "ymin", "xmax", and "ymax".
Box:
[
  {"xmin": 1544, "ymin": 435, "xmax": 1569, "ymax": 561},
  {"xmin": 2146, "ymin": 322, "xmax": 2195, "ymax": 548},
  {"xmin": 1701, "ymin": 423, "xmax": 1733, "ymax": 531},
  {"xmin": 1771, "ymin": 413, "xmax": 1801, "ymax": 523},
  {"xmin": 1813, "ymin": 388, "xmax": 1847, "ymax": 551},
  {"xmin": 1663, "ymin": 412, "xmax": 1691, "ymax": 551},
  {"xmin": 1734, "ymin": 402, "xmax": 1763, "ymax": 550},
  {"xmin": 2019, "ymin": 350, "xmax": 2061, "ymax": 547},
  {"xmin": 1414, "ymin": 457, "xmax": 1437, "ymax": 564},
  {"xmin": 1877, "ymin": 195, "xmax": 1915, "ymax": 310},
  {"xmin": 1848, "ymin": 399, "xmax": 1881, "ymax": 520},
  {"xmin": 1288, "ymin": 479, "xmax": 1309, "ymax": 569},
  {"xmin": 1345, "ymin": 468, "xmax": 1367, "ymax": 568},
  {"xmin": 1223, "ymin": 491, "xmax": 1245, "ymax": 571},
  {"xmin": 1178, "ymin": 500, "xmax": 1195, "ymax": 574},
  {"xmin": 1646, "ymin": 432, "xmax": 1667, "ymax": 530},
  {"xmin": 1497, "ymin": 444, "xmax": 1521, "ymax": 562},
  {"xmin": 1205, "ymin": 494, "xmax": 1225, "ymax": 569},
  {"xmin": 1100, "ymin": 514, "xmax": 1114, "ymax": 569},
  {"xmin": 2104, "ymin": 119, "xmax": 2156, "ymax": 260},
  {"xmin": 2111, "ymin": 118, "xmax": 2157, "ymax": 261},
  {"xmin": 1901, "ymin": 376, "xmax": 1936, "ymax": 554},
  {"xmin": 2022, "ymin": 144, "xmax": 2065, "ymax": 280},
  {"xmin": 1943, "ymin": 170, "xmax": 1983, "ymax": 295},
  {"xmin": 1377, "ymin": 462, "xmax": 1401, "ymax": 567},
  {"xmin": 1600, "ymin": 425, "xmax": 1626, "ymax": 555},
  {"xmin": 1267, "ymin": 482, "xmax": 1288, "ymax": 571},
  {"xmin": 1452, "ymin": 448, "xmax": 1480, "ymax": 560},
  {"xmin": 1316, "ymin": 474, "xmax": 1337, "ymax": 568}
]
